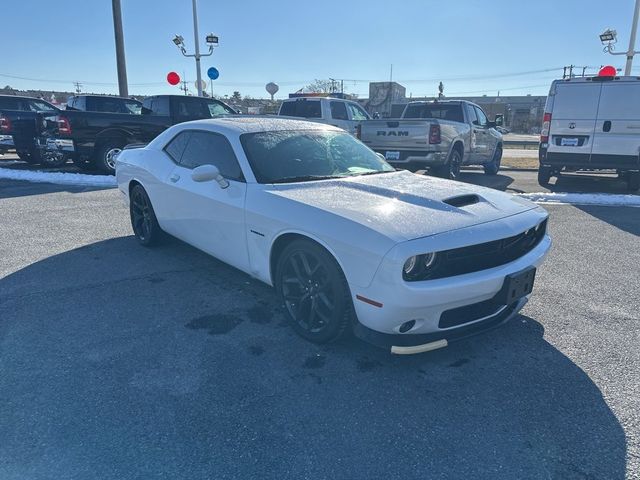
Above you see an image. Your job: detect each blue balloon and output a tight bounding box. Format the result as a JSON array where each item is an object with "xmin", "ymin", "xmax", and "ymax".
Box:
[{"xmin": 207, "ymin": 67, "xmax": 219, "ymax": 80}]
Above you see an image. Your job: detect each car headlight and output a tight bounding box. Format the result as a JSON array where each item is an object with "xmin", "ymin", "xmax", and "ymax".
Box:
[{"xmin": 402, "ymin": 252, "xmax": 438, "ymax": 281}]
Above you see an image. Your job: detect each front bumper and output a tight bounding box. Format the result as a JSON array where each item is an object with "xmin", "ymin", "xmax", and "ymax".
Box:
[
  {"xmin": 351, "ymin": 233, "xmax": 551, "ymax": 352},
  {"xmin": 354, "ymin": 297, "xmax": 527, "ymax": 352}
]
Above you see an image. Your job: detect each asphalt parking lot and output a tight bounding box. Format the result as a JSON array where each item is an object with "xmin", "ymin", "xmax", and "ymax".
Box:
[{"xmin": 1, "ymin": 158, "xmax": 639, "ymax": 479}]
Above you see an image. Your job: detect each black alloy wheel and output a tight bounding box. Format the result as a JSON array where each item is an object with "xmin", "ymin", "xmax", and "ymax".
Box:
[
  {"xmin": 434, "ymin": 149, "xmax": 462, "ymax": 180},
  {"xmin": 276, "ymin": 240, "xmax": 352, "ymax": 343},
  {"xmin": 130, "ymin": 185, "xmax": 162, "ymax": 246}
]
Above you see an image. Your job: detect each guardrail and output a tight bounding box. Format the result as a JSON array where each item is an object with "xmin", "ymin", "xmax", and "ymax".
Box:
[{"xmin": 504, "ymin": 140, "xmax": 539, "ymax": 150}]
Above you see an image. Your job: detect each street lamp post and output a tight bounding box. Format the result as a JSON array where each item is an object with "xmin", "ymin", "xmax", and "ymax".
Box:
[
  {"xmin": 601, "ymin": 0, "xmax": 640, "ymax": 75},
  {"xmin": 172, "ymin": 0, "xmax": 218, "ymax": 96}
]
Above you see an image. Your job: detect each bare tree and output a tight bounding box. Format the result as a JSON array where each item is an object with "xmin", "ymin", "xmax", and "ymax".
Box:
[{"xmin": 304, "ymin": 79, "xmax": 337, "ymax": 94}]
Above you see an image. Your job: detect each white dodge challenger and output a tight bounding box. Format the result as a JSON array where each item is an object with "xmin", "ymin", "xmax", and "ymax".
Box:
[{"xmin": 116, "ymin": 117, "xmax": 550, "ymax": 354}]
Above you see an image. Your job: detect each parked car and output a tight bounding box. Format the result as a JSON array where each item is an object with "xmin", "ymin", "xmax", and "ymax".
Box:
[
  {"xmin": 277, "ymin": 96, "xmax": 371, "ymax": 135},
  {"xmin": 0, "ymin": 95, "xmax": 59, "ymax": 164},
  {"xmin": 43, "ymin": 95, "xmax": 236, "ymax": 173},
  {"xmin": 538, "ymin": 75, "xmax": 640, "ymax": 191},
  {"xmin": 115, "ymin": 117, "xmax": 550, "ymax": 353},
  {"xmin": 359, "ymin": 100, "xmax": 504, "ymax": 179}
]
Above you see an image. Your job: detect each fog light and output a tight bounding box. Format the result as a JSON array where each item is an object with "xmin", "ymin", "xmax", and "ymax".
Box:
[{"xmin": 399, "ymin": 320, "xmax": 416, "ymax": 333}]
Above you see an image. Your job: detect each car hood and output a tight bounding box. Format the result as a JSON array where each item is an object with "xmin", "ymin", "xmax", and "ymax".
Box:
[{"xmin": 266, "ymin": 170, "xmax": 539, "ymax": 242}]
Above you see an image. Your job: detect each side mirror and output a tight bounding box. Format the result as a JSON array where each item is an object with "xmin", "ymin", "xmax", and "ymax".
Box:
[
  {"xmin": 375, "ymin": 152, "xmax": 386, "ymax": 162},
  {"xmin": 494, "ymin": 114, "xmax": 504, "ymax": 127},
  {"xmin": 191, "ymin": 164, "xmax": 229, "ymax": 189}
]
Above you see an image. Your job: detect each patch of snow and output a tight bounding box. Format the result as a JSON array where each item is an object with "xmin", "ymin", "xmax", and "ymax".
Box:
[
  {"xmin": 0, "ymin": 167, "xmax": 116, "ymax": 188},
  {"xmin": 518, "ymin": 192, "xmax": 640, "ymax": 207}
]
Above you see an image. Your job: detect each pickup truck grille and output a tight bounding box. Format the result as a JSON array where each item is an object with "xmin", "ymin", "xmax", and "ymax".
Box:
[{"xmin": 424, "ymin": 219, "xmax": 547, "ymax": 281}]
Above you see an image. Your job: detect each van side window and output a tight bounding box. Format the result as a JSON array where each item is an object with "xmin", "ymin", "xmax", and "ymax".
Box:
[{"xmin": 330, "ymin": 101, "xmax": 348, "ymax": 120}]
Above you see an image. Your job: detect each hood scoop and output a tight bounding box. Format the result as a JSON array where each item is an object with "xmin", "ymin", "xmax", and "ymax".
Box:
[{"xmin": 442, "ymin": 194, "xmax": 481, "ymax": 208}]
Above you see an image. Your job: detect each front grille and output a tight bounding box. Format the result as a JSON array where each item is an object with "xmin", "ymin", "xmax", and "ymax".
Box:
[
  {"xmin": 422, "ymin": 219, "xmax": 547, "ymax": 281},
  {"xmin": 439, "ymin": 296, "xmax": 504, "ymax": 329}
]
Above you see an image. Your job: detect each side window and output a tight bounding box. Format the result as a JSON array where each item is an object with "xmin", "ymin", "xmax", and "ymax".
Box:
[
  {"xmin": 207, "ymin": 101, "xmax": 234, "ymax": 116},
  {"xmin": 300, "ymin": 100, "xmax": 321, "ymax": 118},
  {"xmin": 279, "ymin": 101, "xmax": 295, "ymax": 116},
  {"xmin": 347, "ymin": 102, "xmax": 370, "ymax": 121},
  {"xmin": 474, "ymin": 106, "xmax": 488, "ymax": 127},
  {"xmin": 152, "ymin": 97, "xmax": 170, "ymax": 115},
  {"xmin": 330, "ymin": 101, "xmax": 348, "ymax": 120},
  {"xmin": 467, "ymin": 104, "xmax": 478, "ymax": 125},
  {"xmin": 164, "ymin": 131, "xmax": 191, "ymax": 163},
  {"xmin": 27, "ymin": 100, "xmax": 55, "ymax": 112},
  {"xmin": 175, "ymin": 97, "xmax": 206, "ymax": 117},
  {"xmin": 283, "ymin": 100, "xmax": 321, "ymax": 118},
  {"xmin": 179, "ymin": 131, "xmax": 244, "ymax": 181}
]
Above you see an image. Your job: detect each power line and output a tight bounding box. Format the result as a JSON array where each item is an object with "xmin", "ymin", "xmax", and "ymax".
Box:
[{"xmin": 0, "ymin": 67, "xmax": 566, "ymax": 90}]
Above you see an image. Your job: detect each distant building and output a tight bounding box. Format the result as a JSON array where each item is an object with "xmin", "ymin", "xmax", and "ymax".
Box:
[{"xmin": 361, "ymin": 82, "xmax": 406, "ymax": 118}]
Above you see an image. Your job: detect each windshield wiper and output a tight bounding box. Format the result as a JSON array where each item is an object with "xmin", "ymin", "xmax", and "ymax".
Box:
[
  {"xmin": 352, "ymin": 170, "xmax": 396, "ymax": 177},
  {"xmin": 270, "ymin": 175, "xmax": 344, "ymax": 184}
]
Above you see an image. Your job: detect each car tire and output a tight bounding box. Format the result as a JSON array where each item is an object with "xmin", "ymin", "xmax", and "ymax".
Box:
[
  {"xmin": 433, "ymin": 149, "xmax": 462, "ymax": 180},
  {"xmin": 95, "ymin": 139, "xmax": 126, "ymax": 175},
  {"xmin": 483, "ymin": 145, "xmax": 502, "ymax": 175},
  {"xmin": 538, "ymin": 166, "xmax": 552, "ymax": 187},
  {"xmin": 129, "ymin": 184, "xmax": 163, "ymax": 247},
  {"xmin": 275, "ymin": 239, "xmax": 353, "ymax": 344},
  {"xmin": 627, "ymin": 172, "xmax": 640, "ymax": 192}
]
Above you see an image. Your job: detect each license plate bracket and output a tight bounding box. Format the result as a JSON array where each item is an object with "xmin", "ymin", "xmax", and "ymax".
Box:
[
  {"xmin": 497, "ymin": 267, "xmax": 536, "ymax": 304},
  {"xmin": 385, "ymin": 151, "xmax": 400, "ymax": 161}
]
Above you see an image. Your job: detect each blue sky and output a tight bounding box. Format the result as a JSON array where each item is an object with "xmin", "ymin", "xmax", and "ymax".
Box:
[{"xmin": 3, "ymin": 0, "xmax": 637, "ymax": 99}]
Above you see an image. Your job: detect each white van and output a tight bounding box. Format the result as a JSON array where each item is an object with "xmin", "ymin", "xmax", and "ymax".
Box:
[
  {"xmin": 277, "ymin": 97, "xmax": 371, "ymax": 136},
  {"xmin": 539, "ymin": 75, "xmax": 640, "ymax": 191}
]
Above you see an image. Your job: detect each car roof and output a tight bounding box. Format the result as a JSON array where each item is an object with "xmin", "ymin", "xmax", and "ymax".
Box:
[
  {"xmin": 176, "ymin": 116, "xmax": 342, "ymax": 134},
  {"xmin": 282, "ymin": 96, "xmax": 358, "ymax": 103},
  {"xmin": 0, "ymin": 94, "xmax": 50, "ymax": 101}
]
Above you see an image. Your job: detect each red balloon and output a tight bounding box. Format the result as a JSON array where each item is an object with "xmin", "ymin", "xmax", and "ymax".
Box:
[
  {"xmin": 167, "ymin": 72, "xmax": 180, "ymax": 85},
  {"xmin": 598, "ymin": 65, "xmax": 617, "ymax": 77}
]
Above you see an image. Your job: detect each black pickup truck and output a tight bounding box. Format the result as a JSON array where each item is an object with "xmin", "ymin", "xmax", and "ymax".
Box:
[
  {"xmin": 43, "ymin": 95, "xmax": 237, "ymax": 173},
  {"xmin": 0, "ymin": 95, "xmax": 59, "ymax": 163}
]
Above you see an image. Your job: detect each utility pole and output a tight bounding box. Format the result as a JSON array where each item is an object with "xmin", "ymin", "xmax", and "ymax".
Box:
[
  {"xmin": 625, "ymin": 0, "xmax": 640, "ymax": 74},
  {"xmin": 171, "ymin": 2, "xmax": 218, "ymax": 97},
  {"xmin": 74, "ymin": 81, "xmax": 82, "ymax": 94},
  {"xmin": 111, "ymin": 0, "xmax": 129, "ymax": 97},
  {"xmin": 191, "ymin": 0, "xmax": 203, "ymax": 96}
]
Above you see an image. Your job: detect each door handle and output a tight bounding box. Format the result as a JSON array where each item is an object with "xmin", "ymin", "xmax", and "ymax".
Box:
[
  {"xmin": 169, "ymin": 174, "xmax": 180, "ymax": 183},
  {"xmin": 603, "ymin": 121, "xmax": 612, "ymax": 132}
]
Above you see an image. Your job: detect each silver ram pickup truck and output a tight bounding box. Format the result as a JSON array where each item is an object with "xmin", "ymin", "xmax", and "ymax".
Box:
[{"xmin": 359, "ymin": 100, "xmax": 504, "ymax": 179}]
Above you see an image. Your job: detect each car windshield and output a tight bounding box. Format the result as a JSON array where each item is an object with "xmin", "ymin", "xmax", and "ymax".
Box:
[{"xmin": 241, "ymin": 129, "xmax": 395, "ymax": 183}]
